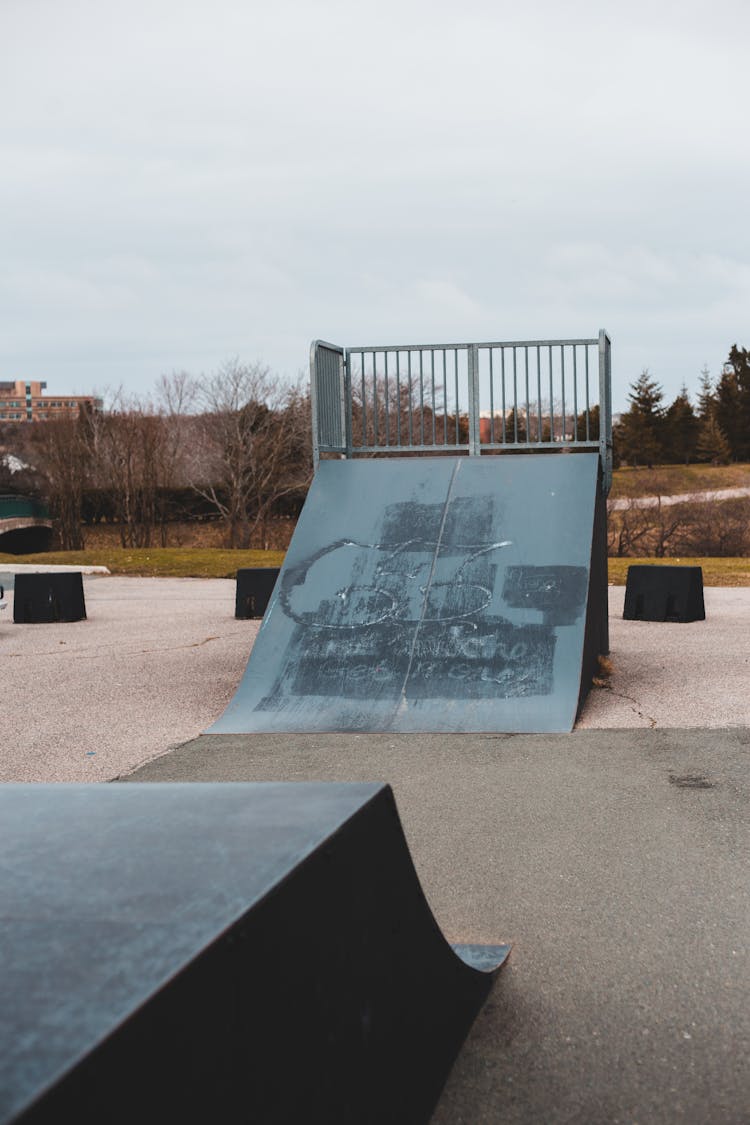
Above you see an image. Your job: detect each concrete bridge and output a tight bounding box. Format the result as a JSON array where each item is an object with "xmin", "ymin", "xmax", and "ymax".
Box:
[{"xmin": 0, "ymin": 495, "xmax": 52, "ymax": 554}]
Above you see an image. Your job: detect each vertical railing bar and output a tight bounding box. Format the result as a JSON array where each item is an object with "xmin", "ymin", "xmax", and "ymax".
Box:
[
  {"xmin": 407, "ymin": 351, "xmax": 414, "ymax": 446},
  {"xmin": 560, "ymin": 345, "xmax": 566, "ymax": 442},
  {"xmin": 375, "ymin": 348, "xmax": 382, "ymax": 445},
  {"xmin": 501, "ymin": 348, "xmax": 507, "ymax": 444},
  {"xmin": 359, "ymin": 351, "xmax": 367, "ymax": 448},
  {"xmin": 384, "ymin": 351, "xmax": 390, "ymax": 446},
  {"xmin": 419, "ymin": 350, "xmax": 425, "ymax": 445},
  {"xmin": 599, "ymin": 330, "xmax": 612, "ymax": 494},
  {"xmin": 454, "ymin": 349, "xmax": 460, "ymax": 445},
  {"xmin": 442, "ymin": 350, "xmax": 448, "ymax": 444},
  {"xmin": 489, "ymin": 348, "xmax": 495, "ymax": 443},
  {"xmin": 606, "ymin": 334, "xmax": 612, "ymax": 489},
  {"xmin": 327, "ymin": 350, "xmax": 333, "ymax": 449},
  {"xmin": 548, "ymin": 344, "xmax": 554, "ymax": 442},
  {"xmin": 572, "ymin": 346, "xmax": 578, "ymax": 443},
  {"xmin": 430, "ymin": 350, "xmax": 437, "ymax": 445},
  {"xmin": 467, "ymin": 344, "xmax": 480, "ymax": 455},
  {"xmin": 512, "ymin": 346, "xmax": 518, "ymax": 443},
  {"xmin": 524, "ymin": 346, "xmax": 530, "ymax": 444},
  {"xmin": 585, "ymin": 346, "xmax": 591, "ymax": 442},
  {"xmin": 536, "ymin": 344, "xmax": 542, "ymax": 442},
  {"xmin": 396, "ymin": 351, "xmax": 402, "ymax": 447},
  {"xmin": 344, "ymin": 348, "xmax": 353, "ymax": 445},
  {"xmin": 345, "ymin": 350, "xmax": 353, "ymax": 457},
  {"xmin": 369, "ymin": 351, "xmax": 373, "ymax": 443}
]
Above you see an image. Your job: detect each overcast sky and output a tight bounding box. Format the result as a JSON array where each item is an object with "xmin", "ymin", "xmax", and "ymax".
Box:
[{"xmin": 2, "ymin": 0, "xmax": 748, "ymax": 412}]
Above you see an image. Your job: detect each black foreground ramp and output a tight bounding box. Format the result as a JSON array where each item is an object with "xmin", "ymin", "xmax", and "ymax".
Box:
[
  {"xmin": 210, "ymin": 454, "xmax": 607, "ymax": 733},
  {"xmin": 0, "ymin": 783, "xmax": 508, "ymax": 1125}
]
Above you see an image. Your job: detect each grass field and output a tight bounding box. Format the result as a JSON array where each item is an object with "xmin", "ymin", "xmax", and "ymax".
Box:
[
  {"xmin": 2, "ymin": 549, "xmax": 749, "ymax": 586},
  {"xmin": 2, "ymin": 463, "xmax": 749, "ymax": 584},
  {"xmin": 610, "ymin": 463, "xmax": 750, "ymax": 498},
  {"xmin": 0, "ymin": 548, "xmax": 285, "ymax": 579}
]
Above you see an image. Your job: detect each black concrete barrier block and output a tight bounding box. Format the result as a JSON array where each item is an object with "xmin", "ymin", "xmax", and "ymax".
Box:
[
  {"xmin": 623, "ymin": 565, "xmax": 705, "ymax": 622},
  {"xmin": 0, "ymin": 783, "xmax": 509, "ymax": 1125},
  {"xmin": 235, "ymin": 566, "xmax": 279, "ymax": 618},
  {"xmin": 13, "ymin": 572, "xmax": 87, "ymax": 624}
]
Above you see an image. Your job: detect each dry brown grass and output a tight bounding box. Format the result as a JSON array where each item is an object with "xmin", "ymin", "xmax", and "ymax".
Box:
[
  {"xmin": 592, "ymin": 654, "xmax": 614, "ymax": 688},
  {"xmin": 611, "ymin": 463, "xmax": 750, "ymax": 499},
  {"xmin": 0, "ymin": 548, "xmax": 286, "ymax": 578}
]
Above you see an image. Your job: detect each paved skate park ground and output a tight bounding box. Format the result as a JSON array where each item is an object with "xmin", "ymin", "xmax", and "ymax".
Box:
[{"xmin": 3, "ymin": 575, "xmax": 749, "ymax": 1121}]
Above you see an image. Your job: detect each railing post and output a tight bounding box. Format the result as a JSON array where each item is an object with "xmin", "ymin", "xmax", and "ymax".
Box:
[
  {"xmin": 310, "ymin": 341, "xmax": 321, "ymax": 473},
  {"xmin": 598, "ymin": 330, "xmax": 613, "ymax": 495},
  {"xmin": 343, "ymin": 350, "xmax": 353, "ymax": 458},
  {"xmin": 467, "ymin": 345, "xmax": 480, "ymax": 455},
  {"xmin": 310, "ymin": 341, "xmax": 347, "ymax": 471}
]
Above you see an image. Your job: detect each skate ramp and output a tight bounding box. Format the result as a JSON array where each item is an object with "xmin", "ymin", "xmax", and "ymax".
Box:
[
  {"xmin": 210, "ymin": 454, "xmax": 606, "ymax": 734},
  {"xmin": 1, "ymin": 783, "xmax": 508, "ymax": 1124}
]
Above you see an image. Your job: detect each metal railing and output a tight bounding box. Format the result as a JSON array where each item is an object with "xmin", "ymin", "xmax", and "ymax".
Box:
[{"xmin": 311, "ymin": 332, "xmax": 612, "ymax": 493}]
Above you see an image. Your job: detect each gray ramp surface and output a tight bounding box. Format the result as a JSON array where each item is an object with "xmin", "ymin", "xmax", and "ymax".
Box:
[{"xmin": 210, "ymin": 454, "xmax": 601, "ymax": 734}]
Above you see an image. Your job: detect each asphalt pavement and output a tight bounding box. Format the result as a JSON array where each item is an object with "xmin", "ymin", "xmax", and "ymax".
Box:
[{"xmin": 2, "ymin": 574, "xmax": 749, "ymax": 1122}]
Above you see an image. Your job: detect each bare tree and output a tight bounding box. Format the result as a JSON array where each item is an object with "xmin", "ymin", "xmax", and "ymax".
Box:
[
  {"xmin": 155, "ymin": 370, "xmax": 200, "ymax": 417},
  {"xmin": 87, "ymin": 392, "xmax": 164, "ymax": 547},
  {"xmin": 152, "ymin": 371, "xmax": 202, "ymax": 543},
  {"xmin": 28, "ymin": 411, "xmax": 91, "ymax": 550},
  {"xmin": 192, "ymin": 359, "xmax": 312, "ymax": 548},
  {"xmin": 349, "ymin": 372, "xmax": 468, "ymax": 449},
  {"xmin": 649, "ymin": 496, "xmax": 687, "ymax": 558},
  {"xmin": 607, "ymin": 496, "xmax": 654, "ymax": 557},
  {"xmin": 677, "ymin": 498, "xmax": 750, "ymax": 556}
]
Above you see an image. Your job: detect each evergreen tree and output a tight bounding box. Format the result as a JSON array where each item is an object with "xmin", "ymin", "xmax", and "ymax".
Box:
[
  {"xmin": 728, "ymin": 346, "xmax": 750, "ymax": 459},
  {"xmin": 696, "ymin": 365, "xmax": 716, "ymax": 420},
  {"xmin": 714, "ymin": 362, "xmax": 743, "ymax": 461},
  {"xmin": 696, "ymin": 416, "xmax": 732, "ymax": 465},
  {"xmin": 617, "ymin": 370, "xmax": 665, "ymax": 468},
  {"xmin": 711, "ymin": 346, "xmax": 750, "ymax": 460},
  {"xmin": 503, "ymin": 407, "xmax": 527, "ymax": 443},
  {"xmin": 575, "ymin": 403, "xmax": 599, "ymax": 442},
  {"xmin": 664, "ymin": 385, "xmax": 699, "ymax": 464}
]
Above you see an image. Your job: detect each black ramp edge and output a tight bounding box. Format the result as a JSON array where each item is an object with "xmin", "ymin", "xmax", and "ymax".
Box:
[
  {"xmin": 577, "ymin": 470, "xmax": 609, "ymax": 719},
  {"xmin": 210, "ymin": 453, "xmax": 604, "ymax": 733},
  {"xmin": 1, "ymin": 783, "xmax": 508, "ymax": 1125}
]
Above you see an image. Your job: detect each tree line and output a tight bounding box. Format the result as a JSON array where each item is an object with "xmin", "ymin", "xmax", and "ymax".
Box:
[
  {"xmin": 614, "ymin": 345, "xmax": 750, "ymax": 469},
  {"xmin": 0, "ymin": 361, "xmax": 312, "ymax": 551},
  {"xmin": 1, "ymin": 344, "xmax": 748, "ymax": 554}
]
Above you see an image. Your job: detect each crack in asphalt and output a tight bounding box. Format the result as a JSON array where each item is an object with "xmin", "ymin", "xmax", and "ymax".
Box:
[
  {"xmin": 607, "ymin": 686, "xmax": 658, "ymax": 728},
  {"xmin": 4, "ymin": 635, "xmax": 231, "ymax": 658}
]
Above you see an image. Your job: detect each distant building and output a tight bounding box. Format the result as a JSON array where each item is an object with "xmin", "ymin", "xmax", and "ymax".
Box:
[{"xmin": 0, "ymin": 380, "xmax": 102, "ymax": 422}]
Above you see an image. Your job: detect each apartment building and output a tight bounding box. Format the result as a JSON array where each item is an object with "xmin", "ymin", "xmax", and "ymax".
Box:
[{"xmin": 0, "ymin": 380, "xmax": 102, "ymax": 422}]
